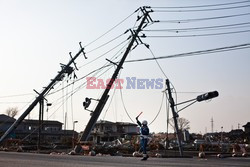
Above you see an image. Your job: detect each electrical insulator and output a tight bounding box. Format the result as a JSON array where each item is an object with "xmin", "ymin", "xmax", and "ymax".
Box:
[{"xmin": 83, "ymin": 97, "xmax": 91, "ymax": 109}]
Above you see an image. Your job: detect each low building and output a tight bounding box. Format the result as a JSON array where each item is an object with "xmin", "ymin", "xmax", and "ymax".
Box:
[
  {"xmin": 15, "ymin": 119, "xmax": 64, "ymax": 143},
  {"xmin": 0, "ymin": 114, "xmax": 78, "ymax": 144},
  {"xmin": 243, "ymin": 122, "xmax": 250, "ymax": 134},
  {"xmin": 89, "ymin": 120, "xmax": 138, "ymax": 144},
  {"xmin": 0, "ymin": 114, "xmax": 16, "ymax": 138}
]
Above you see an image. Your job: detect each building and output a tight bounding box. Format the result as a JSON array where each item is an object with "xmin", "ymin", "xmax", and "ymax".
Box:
[
  {"xmin": 15, "ymin": 119, "xmax": 64, "ymax": 143},
  {"xmin": 89, "ymin": 120, "xmax": 138, "ymax": 144},
  {"xmin": 0, "ymin": 114, "xmax": 16, "ymax": 138},
  {"xmin": 0, "ymin": 114, "xmax": 78, "ymax": 144},
  {"xmin": 243, "ymin": 122, "xmax": 250, "ymax": 134}
]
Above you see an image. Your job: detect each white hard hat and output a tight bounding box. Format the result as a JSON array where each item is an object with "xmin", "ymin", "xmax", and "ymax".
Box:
[{"xmin": 142, "ymin": 120, "xmax": 148, "ymax": 125}]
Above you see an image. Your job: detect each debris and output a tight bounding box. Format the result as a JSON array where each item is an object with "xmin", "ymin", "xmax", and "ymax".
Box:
[{"xmin": 89, "ymin": 150, "xmax": 96, "ymax": 156}]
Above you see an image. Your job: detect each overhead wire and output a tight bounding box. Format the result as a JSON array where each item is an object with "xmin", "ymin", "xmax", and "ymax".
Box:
[
  {"xmin": 102, "ymin": 84, "xmax": 118, "ymax": 120},
  {"xmin": 83, "ymin": 10, "xmax": 137, "ymax": 48},
  {"xmin": 79, "ymin": 38, "xmax": 130, "ymax": 69},
  {"xmin": 0, "ymin": 101, "xmax": 30, "ymax": 104},
  {"xmin": 47, "ymin": 50, "xmax": 126, "ymax": 119},
  {"xmin": 158, "ymin": 12, "xmax": 250, "ymax": 23},
  {"xmin": 85, "ymin": 33, "xmax": 126, "ymax": 54},
  {"xmin": 146, "ymin": 45, "xmax": 179, "ymax": 117},
  {"xmin": 151, "ymin": 0, "xmax": 250, "ymax": 9},
  {"xmin": 143, "ymin": 29, "xmax": 250, "ymax": 38},
  {"xmin": 51, "ymin": 38, "xmax": 131, "ymax": 96},
  {"xmin": 143, "ymin": 22, "xmax": 250, "ymax": 32},
  {"xmin": 125, "ymin": 43, "xmax": 250, "ymax": 63},
  {"xmin": 79, "ymin": 10, "xmax": 141, "ymax": 69},
  {"xmin": 42, "ymin": 64, "xmax": 115, "ymax": 128},
  {"xmin": 153, "ymin": 4, "xmax": 250, "ymax": 13},
  {"xmin": 48, "ymin": 64, "xmax": 113, "ymax": 107},
  {"xmin": 148, "ymin": 92, "xmax": 164, "ymax": 125},
  {"xmin": 47, "ymin": 8, "xmax": 138, "ymax": 100},
  {"xmin": 0, "ymin": 93, "xmax": 33, "ymax": 99},
  {"xmin": 119, "ymin": 87, "xmax": 135, "ymax": 123},
  {"xmin": 51, "ymin": 42, "xmax": 127, "ymax": 113},
  {"xmin": 70, "ymin": 42, "xmax": 129, "ymax": 96}
]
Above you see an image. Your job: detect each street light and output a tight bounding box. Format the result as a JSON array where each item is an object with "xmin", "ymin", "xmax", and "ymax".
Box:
[
  {"xmin": 165, "ymin": 79, "xmax": 219, "ymax": 157},
  {"xmin": 72, "ymin": 121, "xmax": 78, "ymax": 149},
  {"xmin": 176, "ymin": 91, "xmax": 219, "ymax": 113}
]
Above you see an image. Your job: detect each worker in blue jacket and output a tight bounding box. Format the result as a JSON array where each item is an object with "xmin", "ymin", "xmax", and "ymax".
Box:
[{"xmin": 136, "ymin": 116, "xmax": 149, "ymax": 160}]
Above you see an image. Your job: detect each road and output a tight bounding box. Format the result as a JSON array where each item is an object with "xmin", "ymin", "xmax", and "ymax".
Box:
[{"xmin": 0, "ymin": 152, "xmax": 250, "ymax": 167}]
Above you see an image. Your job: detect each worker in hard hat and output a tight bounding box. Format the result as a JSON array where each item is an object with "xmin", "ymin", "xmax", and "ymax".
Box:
[{"xmin": 136, "ymin": 116, "xmax": 149, "ymax": 160}]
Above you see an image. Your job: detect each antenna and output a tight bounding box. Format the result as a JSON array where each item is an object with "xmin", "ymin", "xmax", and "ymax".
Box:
[{"xmin": 211, "ymin": 117, "xmax": 214, "ymax": 133}]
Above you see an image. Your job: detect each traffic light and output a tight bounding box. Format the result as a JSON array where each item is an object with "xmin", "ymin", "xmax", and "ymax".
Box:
[
  {"xmin": 83, "ymin": 97, "xmax": 91, "ymax": 109},
  {"xmin": 196, "ymin": 91, "xmax": 219, "ymax": 102}
]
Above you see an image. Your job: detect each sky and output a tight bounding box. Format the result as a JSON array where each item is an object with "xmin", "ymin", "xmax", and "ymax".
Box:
[{"xmin": 0, "ymin": 0, "xmax": 250, "ymax": 134}]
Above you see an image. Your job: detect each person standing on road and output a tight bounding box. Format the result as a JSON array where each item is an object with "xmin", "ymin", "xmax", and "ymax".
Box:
[{"xmin": 136, "ymin": 115, "xmax": 149, "ymax": 161}]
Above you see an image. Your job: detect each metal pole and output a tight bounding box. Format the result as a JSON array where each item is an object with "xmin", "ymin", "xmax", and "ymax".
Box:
[
  {"xmin": 79, "ymin": 7, "xmax": 151, "ymax": 142},
  {"xmin": 72, "ymin": 121, "xmax": 78, "ymax": 149},
  {"xmin": 165, "ymin": 79, "xmax": 183, "ymax": 157},
  {"xmin": 165, "ymin": 91, "xmax": 169, "ymax": 152},
  {"xmin": 37, "ymin": 99, "xmax": 44, "ymax": 152}
]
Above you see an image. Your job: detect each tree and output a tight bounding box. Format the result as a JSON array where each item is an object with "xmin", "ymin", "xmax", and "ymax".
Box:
[
  {"xmin": 5, "ymin": 107, "xmax": 19, "ymax": 118},
  {"xmin": 169, "ymin": 117, "xmax": 190, "ymax": 133}
]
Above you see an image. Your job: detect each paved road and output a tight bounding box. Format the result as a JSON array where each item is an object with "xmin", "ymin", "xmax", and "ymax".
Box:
[{"xmin": 0, "ymin": 152, "xmax": 250, "ymax": 167}]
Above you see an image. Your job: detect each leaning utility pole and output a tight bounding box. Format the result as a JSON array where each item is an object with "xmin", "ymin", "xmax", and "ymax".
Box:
[
  {"xmin": 165, "ymin": 79, "xmax": 183, "ymax": 157},
  {"xmin": 0, "ymin": 42, "xmax": 86, "ymax": 144},
  {"xmin": 79, "ymin": 7, "xmax": 153, "ymax": 143}
]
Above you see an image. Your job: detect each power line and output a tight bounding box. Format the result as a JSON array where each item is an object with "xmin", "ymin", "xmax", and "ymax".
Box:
[
  {"xmin": 46, "ymin": 64, "xmax": 115, "ymax": 123},
  {"xmin": 86, "ymin": 33, "xmax": 126, "ymax": 54},
  {"xmin": 149, "ymin": 92, "xmax": 164, "ymax": 125},
  {"xmin": 79, "ymin": 39, "xmax": 130, "ymax": 69},
  {"xmin": 158, "ymin": 12, "xmax": 250, "ymax": 23},
  {"xmin": 119, "ymin": 88, "xmax": 135, "ymax": 123},
  {"xmin": 0, "ymin": 102, "xmax": 30, "ymax": 104},
  {"xmin": 151, "ymin": 0, "xmax": 250, "ymax": 9},
  {"xmin": 175, "ymin": 92, "xmax": 206, "ymax": 94},
  {"xmin": 148, "ymin": 47, "xmax": 168, "ymax": 79},
  {"xmin": 83, "ymin": 10, "xmax": 136, "ymax": 48},
  {"xmin": 143, "ymin": 22, "xmax": 250, "ymax": 32},
  {"xmin": 126, "ymin": 43, "xmax": 250, "ymax": 63},
  {"xmin": 146, "ymin": 45, "xmax": 178, "ymax": 115},
  {"xmin": 0, "ymin": 93, "xmax": 33, "ymax": 99},
  {"xmin": 54, "ymin": 44, "xmax": 126, "ymax": 104},
  {"xmin": 102, "ymin": 85, "xmax": 117, "ymax": 120},
  {"xmin": 144, "ymin": 29, "xmax": 250, "ymax": 38},
  {"xmin": 48, "ymin": 64, "xmax": 112, "ymax": 96},
  {"xmin": 49, "ymin": 43, "xmax": 127, "ymax": 96},
  {"xmin": 153, "ymin": 4, "xmax": 250, "ymax": 13}
]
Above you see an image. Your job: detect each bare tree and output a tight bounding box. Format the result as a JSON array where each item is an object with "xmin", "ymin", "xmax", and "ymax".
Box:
[
  {"xmin": 5, "ymin": 107, "xmax": 19, "ymax": 118},
  {"xmin": 169, "ymin": 117, "xmax": 190, "ymax": 132}
]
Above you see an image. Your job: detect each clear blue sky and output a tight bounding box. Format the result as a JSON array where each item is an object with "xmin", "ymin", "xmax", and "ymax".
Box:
[{"xmin": 0, "ymin": 0, "xmax": 250, "ymax": 134}]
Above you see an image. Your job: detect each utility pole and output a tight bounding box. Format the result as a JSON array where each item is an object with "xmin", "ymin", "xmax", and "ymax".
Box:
[
  {"xmin": 79, "ymin": 7, "xmax": 153, "ymax": 143},
  {"xmin": 0, "ymin": 42, "xmax": 86, "ymax": 144},
  {"xmin": 37, "ymin": 99, "xmax": 44, "ymax": 152},
  {"xmin": 211, "ymin": 117, "xmax": 214, "ymax": 133},
  {"xmin": 165, "ymin": 79, "xmax": 183, "ymax": 157}
]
